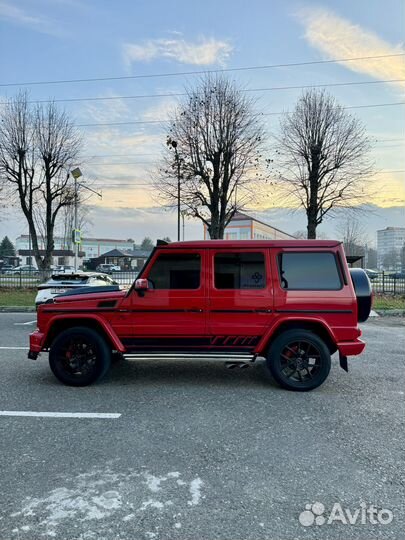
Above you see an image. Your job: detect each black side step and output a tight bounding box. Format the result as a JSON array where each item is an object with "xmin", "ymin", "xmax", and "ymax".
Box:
[{"xmin": 123, "ymin": 351, "xmax": 256, "ymax": 361}]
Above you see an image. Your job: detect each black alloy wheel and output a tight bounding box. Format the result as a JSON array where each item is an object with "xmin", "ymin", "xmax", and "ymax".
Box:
[
  {"xmin": 49, "ymin": 327, "xmax": 111, "ymax": 386},
  {"xmin": 266, "ymin": 329, "xmax": 331, "ymax": 391}
]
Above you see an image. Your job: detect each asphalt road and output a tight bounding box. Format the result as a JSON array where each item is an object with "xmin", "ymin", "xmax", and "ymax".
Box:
[{"xmin": 0, "ymin": 313, "xmax": 404, "ymax": 540}]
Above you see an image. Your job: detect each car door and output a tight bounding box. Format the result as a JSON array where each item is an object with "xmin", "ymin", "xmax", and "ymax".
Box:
[
  {"xmin": 208, "ymin": 248, "xmax": 273, "ymax": 352},
  {"xmin": 125, "ymin": 249, "xmax": 208, "ymax": 351}
]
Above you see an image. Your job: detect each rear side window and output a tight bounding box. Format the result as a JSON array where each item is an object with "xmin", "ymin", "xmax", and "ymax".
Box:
[
  {"xmin": 214, "ymin": 252, "xmax": 265, "ymax": 289},
  {"xmin": 278, "ymin": 252, "xmax": 342, "ymax": 290},
  {"xmin": 148, "ymin": 253, "xmax": 201, "ymax": 289}
]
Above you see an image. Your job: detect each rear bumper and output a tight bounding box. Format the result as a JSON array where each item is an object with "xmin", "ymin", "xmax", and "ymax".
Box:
[
  {"xmin": 337, "ymin": 338, "xmax": 366, "ymax": 356},
  {"xmin": 28, "ymin": 330, "xmax": 45, "ymax": 359}
]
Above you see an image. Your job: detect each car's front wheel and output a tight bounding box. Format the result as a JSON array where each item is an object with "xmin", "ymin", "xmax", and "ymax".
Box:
[
  {"xmin": 49, "ymin": 327, "xmax": 111, "ymax": 386},
  {"xmin": 266, "ymin": 330, "xmax": 331, "ymax": 391}
]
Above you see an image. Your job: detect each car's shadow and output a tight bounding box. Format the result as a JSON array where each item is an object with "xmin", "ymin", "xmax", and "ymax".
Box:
[
  {"xmin": 34, "ymin": 355, "xmax": 340, "ymax": 393},
  {"xmin": 105, "ymin": 357, "xmax": 278, "ymax": 389}
]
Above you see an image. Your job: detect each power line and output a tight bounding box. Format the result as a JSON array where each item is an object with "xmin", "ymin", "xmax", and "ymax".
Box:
[
  {"xmin": 1, "ymin": 53, "xmax": 404, "ymax": 87},
  {"xmin": 76, "ymin": 101, "xmax": 405, "ymax": 127},
  {"xmin": 80, "ymin": 139, "xmax": 403, "ymax": 160},
  {"xmin": 2, "ymin": 78, "xmax": 404, "ymax": 105},
  {"xmin": 78, "ymin": 137, "xmax": 404, "ymax": 162},
  {"xmin": 89, "ymin": 169, "xmax": 405, "ymax": 189},
  {"xmin": 83, "ymin": 152, "xmax": 157, "ymax": 158},
  {"xmin": 89, "ymin": 161, "xmax": 154, "ymax": 166},
  {"xmin": 375, "ymin": 138, "xmax": 405, "ymax": 142}
]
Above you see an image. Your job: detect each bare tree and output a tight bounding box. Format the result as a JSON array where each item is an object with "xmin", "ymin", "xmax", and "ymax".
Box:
[
  {"xmin": 336, "ymin": 217, "xmax": 368, "ymax": 256},
  {"xmin": 274, "ymin": 89, "xmax": 372, "ymax": 239},
  {"xmin": 293, "ymin": 228, "xmax": 328, "ymax": 240},
  {"xmin": 0, "ymin": 93, "xmax": 81, "ymax": 271},
  {"xmin": 156, "ymin": 75, "xmax": 267, "ymax": 239}
]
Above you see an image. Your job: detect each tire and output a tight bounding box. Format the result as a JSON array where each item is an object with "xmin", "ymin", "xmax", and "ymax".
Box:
[
  {"xmin": 49, "ymin": 327, "xmax": 111, "ymax": 386},
  {"xmin": 266, "ymin": 330, "xmax": 331, "ymax": 391}
]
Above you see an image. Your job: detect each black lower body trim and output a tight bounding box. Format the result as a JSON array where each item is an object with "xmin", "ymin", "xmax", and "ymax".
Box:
[
  {"xmin": 275, "ymin": 309, "xmax": 353, "ymax": 314},
  {"xmin": 121, "ymin": 335, "xmax": 260, "ymax": 353}
]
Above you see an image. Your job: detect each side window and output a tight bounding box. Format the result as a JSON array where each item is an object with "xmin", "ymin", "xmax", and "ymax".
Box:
[
  {"xmin": 214, "ymin": 252, "xmax": 265, "ymax": 289},
  {"xmin": 148, "ymin": 253, "xmax": 201, "ymax": 289},
  {"xmin": 278, "ymin": 252, "xmax": 342, "ymax": 290}
]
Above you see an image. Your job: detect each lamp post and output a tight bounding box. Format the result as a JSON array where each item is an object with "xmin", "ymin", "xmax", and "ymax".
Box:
[
  {"xmin": 181, "ymin": 210, "xmax": 187, "ymax": 241},
  {"xmin": 70, "ymin": 167, "xmax": 82, "ymax": 271},
  {"xmin": 70, "ymin": 167, "xmax": 102, "ymax": 271},
  {"xmin": 168, "ymin": 139, "xmax": 181, "ymax": 241}
]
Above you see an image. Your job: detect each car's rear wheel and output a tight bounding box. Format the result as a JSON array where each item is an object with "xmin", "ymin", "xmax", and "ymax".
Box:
[
  {"xmin": 49, "ymin": 327, "xmax": 111, "ymax": 386},
  {"xmin": 266, "ymin": 330, "xmax": 331, "ymax": 391}
]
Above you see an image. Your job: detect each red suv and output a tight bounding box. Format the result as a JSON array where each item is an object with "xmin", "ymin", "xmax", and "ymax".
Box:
[{"xmin": 28, "ymin": 240, "xmax": 372, "ymax": 391}]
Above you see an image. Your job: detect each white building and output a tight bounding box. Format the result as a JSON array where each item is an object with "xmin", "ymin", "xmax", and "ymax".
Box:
[
  {"xmin": 15, "ymin": 235, "xmax": 134, "ymax": 261},
  {"xmin": 203, "ymin": 211, "xmax": 295, "ymax": 240},
  {"xmin": 377, "ymin": 227, "xmax": 405, "ymax": 270}
]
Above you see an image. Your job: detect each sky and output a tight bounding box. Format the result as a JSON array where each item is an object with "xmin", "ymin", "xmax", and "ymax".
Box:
[{"xmin": 0, "ymin": 0, "xmax": 404, "ymax": 246}]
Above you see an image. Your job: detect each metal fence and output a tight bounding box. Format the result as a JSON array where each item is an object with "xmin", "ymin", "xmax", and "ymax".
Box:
[
  {"xmin": 368, "ymin": 273, "xmax": 405, "ymax": 295},
  {"xmin": 0, "ymin": 270, "xmax": 404, "ymax": 294},
  {"xmin": 0, "ymin": 270, "xmax": 139, "ymax": 289}
]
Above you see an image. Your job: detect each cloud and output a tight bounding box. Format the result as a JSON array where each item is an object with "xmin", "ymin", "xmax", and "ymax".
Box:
[
  {"xmin": 141, "ymin": 98, "xmax": 177, "ymax": 122},
  {"xmin": 296, "ymin": 6, "xmax": 405, "ymax": 85},
  {"xmin": 0, "ymin": 0, "xmax": 60, "ymax": 36},
  {"xmin": 123, "ymin": 36, "xmax": 233, "ymax": 67}
]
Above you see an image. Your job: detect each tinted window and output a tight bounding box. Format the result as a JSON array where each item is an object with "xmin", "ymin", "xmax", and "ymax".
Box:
[
  {"xmin": 214, "ymin": 252, "xmax": 265, "ymax": 289},
  {"xmin": 279, "ymin": 252, "xmax": 341, "ymax": 290},
  {"xmin": 148, "ymin": 253, "xmax": 200, "ymax": 289}
]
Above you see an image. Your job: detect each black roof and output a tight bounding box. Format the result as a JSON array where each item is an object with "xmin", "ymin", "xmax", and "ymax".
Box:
[{"xmin": 99, "ymin": 248, "xmax": 151, "ymax": 258}]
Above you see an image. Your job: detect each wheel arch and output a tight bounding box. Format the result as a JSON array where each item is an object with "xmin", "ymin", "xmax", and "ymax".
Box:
[
  {"xmin": 256, "ymin": 318, "xmax": 337, "ymax": 355},
  {"xmin": 44, "ymin": 316, "xmax": 125, "ymax": 352}
]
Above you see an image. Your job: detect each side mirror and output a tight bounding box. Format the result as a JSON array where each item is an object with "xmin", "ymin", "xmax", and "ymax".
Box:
[{"xmin": 134, "ymin": 278, "xmax": 149, "ymax": 291}]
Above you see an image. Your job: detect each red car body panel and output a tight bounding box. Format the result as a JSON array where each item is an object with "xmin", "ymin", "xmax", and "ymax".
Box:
[{"xmin": 29, "ymin": 240, "xmax": 366, "ymax": 360}]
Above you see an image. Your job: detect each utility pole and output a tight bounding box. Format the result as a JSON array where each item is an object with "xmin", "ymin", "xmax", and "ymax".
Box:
[{"xmin": 28, "ymin": 229, "xmax": 32, "ymax": 275}]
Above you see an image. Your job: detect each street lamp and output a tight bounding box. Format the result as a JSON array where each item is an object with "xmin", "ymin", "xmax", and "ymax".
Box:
[
  {"xmin": 70, "ymin": 167, "xmax": 102, "ymax": 271},
  {"xmin": 71, "ymin": 167, "xmax": 82, "ymax": 271},
  {"xmin": 168, "ymin": 139, "xmax": 181, "ymax": 241},
  {"xmin": 181, "ymin": 209, "xmax": 187, "ymax": 241}
]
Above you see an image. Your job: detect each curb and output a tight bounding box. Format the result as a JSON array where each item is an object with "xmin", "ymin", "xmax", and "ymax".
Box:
[
  {"xmin": 374, "ymin": 309, "xmax": 405, "ymax": 317},
  {"xmin": 0, "ymin": 306, "xmax": 36, "ymax": 313}
]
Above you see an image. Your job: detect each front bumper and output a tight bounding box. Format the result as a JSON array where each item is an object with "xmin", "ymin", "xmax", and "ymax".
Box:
[{"xmin": 28, "ymin": 330, "xmax": 45, "ymax": 360}]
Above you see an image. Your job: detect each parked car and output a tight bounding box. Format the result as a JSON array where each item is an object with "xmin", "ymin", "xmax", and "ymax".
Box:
[
  {"xmin": 35, "ymin": 272, "xmax": 119, "ymax": 307},
  {"xmin": 365, "ymin": 269, "xmax": 379, "ymax": 280},
  {"xmin": 6, "ymin": 265, "xmax": 38, "ymax": 275},
  {"xmin": 389, "ymin": 271, "xmax": 405, "ymax": 280},
  {"xmin": 54, "ymin": 265, "xmax": 75, "ymax": 273},
  {"xmin": 96, "ymin": 263, "xmax": 121, "ymax": 274},
  {"xmin": 0, "ymin": 265, "xmax": 15, "ymax": 274},
  {"xmin": 29, "ymin": 239, "xmax": 372, "ymax": 391}
]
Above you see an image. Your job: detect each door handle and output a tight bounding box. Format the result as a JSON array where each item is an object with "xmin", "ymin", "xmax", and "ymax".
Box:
[{"xmin": 188, "ymin": 308, "xmax": 204, "ymax": 313}]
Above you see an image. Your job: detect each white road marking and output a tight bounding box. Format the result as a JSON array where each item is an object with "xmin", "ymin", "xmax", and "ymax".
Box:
[
  {"xmin": 14, "ymin": 320, "xmax": 37, "ymax": 326},
  {"xmin": 0, "ymin": 411, "xmax": 121, "ymax": 419},
  {"xmin": 0, "ymin": 346, "xmax": 27, "ymax": 350}
]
